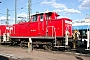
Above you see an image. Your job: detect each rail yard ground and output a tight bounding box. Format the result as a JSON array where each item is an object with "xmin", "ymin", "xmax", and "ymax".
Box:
[{"xmin": 0, "ymin": 45, "xmax": 90, "ymax": 60}]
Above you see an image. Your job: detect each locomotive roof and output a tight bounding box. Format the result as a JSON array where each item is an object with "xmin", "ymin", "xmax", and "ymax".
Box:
[
  {"xmin": 0, "ymin": 24, "xmax": 7, "ymax": 26},
  {"xmin": 32, "ymin": 12, "xmax": 59, "ymax": 16}
]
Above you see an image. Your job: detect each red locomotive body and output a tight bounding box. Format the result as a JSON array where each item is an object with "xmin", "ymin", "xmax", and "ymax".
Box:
[
  {"xmin": 0, "ymin": 25, "xmax": 11, "ymax": 42},
  {"xmin": 10, "ymin": 12, "xmax": 72, "ymax": 38},
  {"xmin": 0, "ymin": 11, "xmax": 72, "ymax": 49},
  {"xmin": 0, "ymin": 25, "xmax": 6, "ymax": 37}
]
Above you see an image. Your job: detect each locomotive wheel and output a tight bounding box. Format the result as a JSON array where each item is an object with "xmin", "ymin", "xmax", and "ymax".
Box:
[
  {"xmin": 10, "ymin": 41, "xmax": 15, "ymax": 46},
  {"xmin": 20, "ymin": 41, "xmax": 23, "ymax": 47},
  {"xmin": 44, "ymin": 45, "xmax": 52, "ymax": 50},
  {"xmin": 47, "ymin": 45, "xmax": 53, "ymax": 50},
  {"xmin": 44, "ymin": 45, "xmax": 48, "ymax": 50},
  {"xmin": 57, "ymin": 40, "xmax": 62, "ymax": 46},
  {"xmin": 13, "ymin": 41, "xmax": 16, "ymax": 46}
]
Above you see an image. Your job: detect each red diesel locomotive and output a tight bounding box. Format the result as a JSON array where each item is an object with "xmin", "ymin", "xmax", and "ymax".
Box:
[
  {"xmin": 0, "ymin": 11, "xmax": 72, "ymax": 50},
  {"xmin": 0, "ymin": 25, "xmax": 6, "ymax": 41}
]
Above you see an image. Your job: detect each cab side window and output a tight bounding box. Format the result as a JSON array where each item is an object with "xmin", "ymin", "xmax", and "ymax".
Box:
[
  {"xmin": 46, "ymin": 14, "xmax": 49, "ymax": 20},
  {"xmin": 32, "ymin": 15, "xmax": 37, "ymax": 22},
  {"xmin": 40, "ymin": 15, "xmax": 43, "ymax": 21}
]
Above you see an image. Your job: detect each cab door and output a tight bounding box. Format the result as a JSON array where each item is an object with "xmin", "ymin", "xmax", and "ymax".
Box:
[{"xmin": 38, "ymin": 14, "xmax": 46, "ymax": 36}]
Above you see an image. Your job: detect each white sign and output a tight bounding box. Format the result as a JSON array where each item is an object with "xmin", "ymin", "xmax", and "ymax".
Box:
[
  {"xmin": 10, "ymin": 27, "xmax": 13, "ymax": 30},
  {"xmin": 6, "ymin": 27, "xmax": 9, "ymax": 30},
  {"xmin": 65, "ymin": 20, "xmax": 72, "ymax": 24}
]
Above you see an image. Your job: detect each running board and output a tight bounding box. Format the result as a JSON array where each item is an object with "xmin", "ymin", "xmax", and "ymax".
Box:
[
  {"xmin": 0, "ymin": 42, "xmax": 11, "ymax": 44},
  {"xmin": 54, "ymin": 46, "xmax": 65, "ymax": 47},
  {"xmin": 54, "ymin": 46, "xmax": 69, "ymax": 48}
]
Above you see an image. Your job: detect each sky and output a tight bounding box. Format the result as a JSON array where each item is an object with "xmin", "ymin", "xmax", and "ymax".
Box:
[{"xmin": 0, "ymin": 0, "xmax": 90, "ymax": 24}]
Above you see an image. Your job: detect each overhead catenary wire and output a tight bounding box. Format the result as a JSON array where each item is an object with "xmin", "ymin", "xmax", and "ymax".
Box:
[
  {"xmin": 0, "ymin": 13, "xmax": 6, "ymax": 15},
  {"xmin": 0, "ymin": 1, "xmax": 42, "ymax": 13},
  {"xmin": 0, "ymin": 0, "xmax": 43, "ymax": 22},
  {"xmin": 0, "ymin": 0, "xmax": 43, "ymax": 24},
  {"xmin": 0, "ymin": 0, "xmax": 10, "ymax": 3}
]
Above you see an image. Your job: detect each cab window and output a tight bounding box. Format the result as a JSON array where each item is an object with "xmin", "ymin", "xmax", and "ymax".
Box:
[
  {"xmin": 32, "ymin": 15, "xmax": 37, "ymax": 22},
  {"xmin": 46, "ymin": 14, "xmax": 49, "ymax": 20},
  {"xmin": 46, "ymin": 13, "xmax": 52, "ymax": 20},
  {"xmin": 40, "ymin": 15, "xmax": 43, "ymax": 21}
]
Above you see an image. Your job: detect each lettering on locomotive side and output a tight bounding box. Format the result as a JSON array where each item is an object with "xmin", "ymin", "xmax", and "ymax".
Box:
[
  {"xmin": 6, "ymin": 27, "xmax": 13, "ymax": 30},
  {"xmin": 65, "ymin": 20, "xmax": 72, "ymax": 24},
  {"xmin": 6, "ymin": 27, "xmax": 9, "ymax": 30},
  {"xmin": 31, "ymin": 30, "xmax": 36, "ymax": 31},
  {"xmin": 10, "ymin": 27, "xmax": 13, "ymax": 30}
]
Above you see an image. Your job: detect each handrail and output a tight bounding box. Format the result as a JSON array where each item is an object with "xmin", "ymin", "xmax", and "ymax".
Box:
[
  {"xmin": 46, "ymin": 26, "xmax": 57, "ymax": 46},
  {"xmin": 54, "ymin": 27, "xmax": 56, "ymax": 46},
  {"xmin": 46, "ymin": 26, "xmax": 55, "ymax": 37}
]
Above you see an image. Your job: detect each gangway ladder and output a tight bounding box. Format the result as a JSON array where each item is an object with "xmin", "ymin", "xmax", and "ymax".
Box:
[
  {"xmin": 54, "ymin": 27, "xmax": 64, "ymax": 47},
  {"xmin": 54, "ymin": 27, "xmax": 64, "ymax": 48},
  {"xmin": 46, "ymin": 26, "xmax": 65, "ymax": 47},
  {"xmin": 54, "ymin": 30, "xmax": 70, "ymax": 48},
  {"xmin": 54, "ymin": 27, "xmax": 57, "ymax": 46}
]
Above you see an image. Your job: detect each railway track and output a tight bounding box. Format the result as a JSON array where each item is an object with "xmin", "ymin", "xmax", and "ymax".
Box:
[
  {"xmin": 0, "ymin": 45, "xmax": 90, "ymax": 60},
  {"xmin": 33, "ymin": 47, "xmax": 90, "ymax": 57},
  {"xmin": 1, "ymin": 44, "xmax": 90, "ymax": 58}
]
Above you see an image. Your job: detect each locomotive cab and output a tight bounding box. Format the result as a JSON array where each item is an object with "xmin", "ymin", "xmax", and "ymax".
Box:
[{"xmin": 30, "ymin": 12, "xmax": 59, "ymax": 22}]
